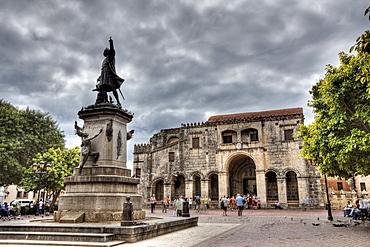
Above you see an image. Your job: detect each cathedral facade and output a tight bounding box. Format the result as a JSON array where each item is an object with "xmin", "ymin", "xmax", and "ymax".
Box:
[{"xmin": 133, "ymin": 107, "xmax": 323, "ymax": 208}]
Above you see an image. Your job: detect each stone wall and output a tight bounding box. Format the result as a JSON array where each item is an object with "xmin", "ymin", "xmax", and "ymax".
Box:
[{"xmin": 134, "ymin": 108, "xmax": 323, "ymax": 208}]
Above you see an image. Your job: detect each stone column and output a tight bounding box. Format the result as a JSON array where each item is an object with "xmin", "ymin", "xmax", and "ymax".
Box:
[
  {"xmin": 185, "ymin": 179, "xmax": 193, "ymax": 199},
  {"xmin": 218, "ymin": 172, "xmax": 228, "ymax": 197},
  {"xmin": 277, "ymin": 176, "xmax": 287, "ymax": 205},
  {"xmin": 201, "ymin": 179, "xmax": 209, "ymax": 197},
  {"xmin": 297, "ymin": 176, "xmax": 310, "ymax": 202},
  {"xmin": 164, "ymin": 183, "xmax": 171, "ymax": 200},
  {"xmin": 256, "ymin": 170, "xmax": 267, "ymax": 206}
]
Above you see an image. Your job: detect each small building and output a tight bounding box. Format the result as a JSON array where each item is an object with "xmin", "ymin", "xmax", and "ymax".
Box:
[{"xmin": 133, "ymin": 107, "xmax": 324, "ymax": 208}]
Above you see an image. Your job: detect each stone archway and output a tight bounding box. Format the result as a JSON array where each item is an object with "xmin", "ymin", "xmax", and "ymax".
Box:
[
  {"xmin": 193, "ymin": 174, "xmax": 201, "ymax": 198},
  {"xmin": 265, "ymin": 171, "xmax": 278, "ymax": 202},
  {"xmin": 153, "ymin": 180, "xmax": 164, "ymax": 201},
  {"xmin": 209, "ymin": 174, "xmax": 219, "ymax": 200},
  {"xmin": 228, "ymin": 154, "xmax": 256, "ymax": 197},
  {"xmin": 172, "ymin": 174, "xmax": 185, "ymax": 197},
  {"xmin": 286, "ymin": 171, "xmax": 299, "ymax": 202}
]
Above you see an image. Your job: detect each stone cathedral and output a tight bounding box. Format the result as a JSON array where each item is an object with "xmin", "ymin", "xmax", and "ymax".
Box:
[{"xmin": 133, "ymin": 107, "xmax": 323, "ymax": 208}]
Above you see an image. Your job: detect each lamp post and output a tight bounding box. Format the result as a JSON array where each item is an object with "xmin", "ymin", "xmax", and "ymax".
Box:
[
  {"xmin": 323, "ymin": 174, "xmax": 333, "ymax": 221},
  {"xmin": 32, "ymin": 161, "xmax": 51, "ymax": 216},
  {"xmin": 308, "ymin": 159, "xmax": 333, "ymax": 221}
]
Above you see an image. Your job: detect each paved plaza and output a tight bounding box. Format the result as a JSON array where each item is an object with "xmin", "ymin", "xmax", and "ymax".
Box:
[
  {"xmin": 1, "ymin": 207, "xmax": 369, "ymax": 246},
  {"xmin": 124, "ymin": 207, "xmax": 370, "ymax": 247}
]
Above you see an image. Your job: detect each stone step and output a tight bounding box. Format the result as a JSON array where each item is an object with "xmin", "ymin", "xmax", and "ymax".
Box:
[
  {"xmin": 0, "ymin": 225, "xmax": 107, "ymax": 234},
  {"xmin": 0, "ymin": 239, "xmax": 125, "ymax": 246},
  {"xmin": 0, "ymin": 232, "xmax": 115, "ymax": 242},
  {"xmin": 60, "ymin": 212, "xmax": 85, "ymax": 223}
]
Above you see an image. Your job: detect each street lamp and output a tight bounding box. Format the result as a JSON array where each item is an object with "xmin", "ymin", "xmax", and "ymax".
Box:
[
  {"xmin": 32, "ymin": 161, "xmax": 51, "ymax": 216},
  {"xmin": 308, "ymin": 159, "xmax": 333, "ymax": 221}
]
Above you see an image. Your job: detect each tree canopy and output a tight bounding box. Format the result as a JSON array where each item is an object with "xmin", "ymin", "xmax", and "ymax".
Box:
[
  {"xmin": 298, "ymin": 42, "xmax": 370, "ymax": 179},
  {"xmin": 21, "ymin": 147, "xmax": 80, "ymax": 205},
  {"xmin": 0, "ymin": 99, "xmax": 65, "ymax": 185}
]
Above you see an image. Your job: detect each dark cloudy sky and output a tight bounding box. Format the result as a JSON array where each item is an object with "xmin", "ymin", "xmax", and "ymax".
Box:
[{"xmin": 1, "ymin": 0, "xmax": 369, "ymax": 168}]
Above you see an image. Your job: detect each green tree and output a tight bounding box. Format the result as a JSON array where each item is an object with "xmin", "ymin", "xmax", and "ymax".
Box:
[
  {"xmin": 298, "ymin": 48, "xmax": 370, "ymax": 178},
  {"xmin": 0, "ymin": 99, "xmax": 65, "ymax": 185},
  {"xmin": 21, "ymin": 147, "xmax": 80, "ymax": 207}
]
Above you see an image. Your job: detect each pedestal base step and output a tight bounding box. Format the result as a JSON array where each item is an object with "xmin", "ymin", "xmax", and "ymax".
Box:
[
  {"xmin": 60, "ymin": 212, "xmax": 85, "ymax": 223},
  {"xmin": 0, "ymin": 239, "xmax": 125, "ymax": 247},
  {"xmin": 0, "ymin": 231, "xmax": 117, "ymax": 242}
]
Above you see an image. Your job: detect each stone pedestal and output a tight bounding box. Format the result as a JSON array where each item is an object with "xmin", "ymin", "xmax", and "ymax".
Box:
[{"xmin": 54, "ymin": 104, "xmax": 145, "ymax": 222}]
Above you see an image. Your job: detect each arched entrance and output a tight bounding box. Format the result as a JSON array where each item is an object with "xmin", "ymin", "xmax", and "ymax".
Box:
[
  {"xmin": 173, "ymin": 174, "xmax": 185, "ymax": 197},
  {"xmin": 209, "ymin": 174, "xmax": 219, "ymax": 200},
  {"xmin": 153, "ymin": 180, "xmax": 164, "ymax": 201},
  {"xmin": 229, "ymin": 155, "xmax": 256, "ymax": 196},
  {"xmin": 266, "ymin": 171, "xmax": 278, "ymax": 202},
  {"xmin": 286, "ymin": 171, "xmax": 299, "ymax": 202},
  {"xmin": 193, "ymin": 174, "xmax": 201, "ymax": 198}
]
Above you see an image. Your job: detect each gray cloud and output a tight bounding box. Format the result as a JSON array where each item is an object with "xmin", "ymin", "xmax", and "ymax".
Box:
[{"xmin": 0, "ymin": 0, "xmax": 368, "ymax": 168}]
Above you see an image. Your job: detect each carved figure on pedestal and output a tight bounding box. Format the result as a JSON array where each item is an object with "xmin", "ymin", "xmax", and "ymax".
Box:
[
  {"xmin": 106, "ymin": 119, "xmax": 113, "ymax": 142},
  {"xmin": 79, "ymin": 128, "xmax": 103, "ymax": 174},
  {"xmin": 94, "ymin": 37, "xmax": 125, "ymax": 107},
  {"xmin": 74, "ymin": 122, "xmax": 103, "ymax": 174},
  {"xmin": 74, "ymin": 121, "xmax": 88, "ymax": 138},
  {"xmin": 127, "ymin": 129, "xmax": 134, "ymax": 140}
]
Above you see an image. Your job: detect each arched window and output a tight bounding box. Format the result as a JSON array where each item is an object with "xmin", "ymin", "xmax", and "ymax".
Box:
[
  {"xmin": 154, "ymin": 180, "xmax": 164, "ymax": 201},
  {"xmin": 266, "ymin": 171, "xmax": 278, "ymax": 202},
  {"xmin": 209, "ymin": 174, "xmax": 219, "ymax": 200},
  {"xmin": 241, "ymin": 128, "xmax": 258, "ymax": 142},
  {"xmin": 222, "ymin": 130, "xmax": 237, "ymax": 144},
  {"xmin": 167, "ymin": 136, "xmax": 179, "ymax": 144},
  {"xmin": 193, "ymin": 174, "xmax": 201, "ymax": 198},
  {"xmin": 286, "ymin": 171, "xmax": 299, "ymax": 201}
]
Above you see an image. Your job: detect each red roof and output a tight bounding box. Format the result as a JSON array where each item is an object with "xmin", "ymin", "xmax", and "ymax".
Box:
[{"xmin": 207, "ymin": 107, "xmax": 303, "ymax": 122}]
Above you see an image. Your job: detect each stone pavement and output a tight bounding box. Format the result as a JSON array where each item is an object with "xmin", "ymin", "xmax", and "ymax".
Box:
[
  {"xmin": 1, "ymin": 208, "xmax": 370, "ymax": 246},
  {"xmin": 123, "ymin": 207, "xmax": 370, "ymax": 247}
]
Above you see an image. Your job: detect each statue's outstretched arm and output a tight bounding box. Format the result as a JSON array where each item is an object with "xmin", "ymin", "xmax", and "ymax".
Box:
[
  {"xmin": 109, "ymin": 37, "xmax": 114, "ymax": 50},
  {"xmin": 88, "ymin": 128, "xmax": 103, "ymax": 141}
]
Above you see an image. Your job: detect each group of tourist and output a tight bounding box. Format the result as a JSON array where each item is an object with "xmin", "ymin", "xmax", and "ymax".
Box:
[
  {"xmin": 0, "ymin": 202, "xmax": 15, "ymax": 217},
  {"xmin": 219, "ymin": 194, "xmax": 262, "ymax": 216},
  {"xmin": 0, "ymin": 198, "xmax": 53, "ymax": 217},
  {"xmin": 343, "ymin": 199, "xmax": 370, "ymax": 220},
  {"xmin": 149, "ymin": 194, "xmax": 212, "ymax": 216},
  {"xmin": 220, "ymin": 194, "xmax": 263, "ymax": 216}
]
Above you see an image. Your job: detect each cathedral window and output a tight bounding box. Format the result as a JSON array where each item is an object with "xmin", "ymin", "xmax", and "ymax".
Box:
[
  {"xmin": 223, "ymin": 135, "xmax": 232, "ymax": 143},
  {"xmin": 241, "ymin": 128, "xmax": 258, "ymax": 142},
  {"xmin": 222, "ymin": 130, "xmax": 236, "ymax": 144},
  {"xmin": 169, "ymin": 152, "xmax": 175, "ymax": 162},
  {"xmin": 250, "ymin": 130, "xmax": 258, "ymax": 141},
  {"xmin": 135, "ymin": 168, "xmax": 141, "ymax": 178},
  {"xmin": 192, "ymin": 137, "xmax": 200, "ymax": 148},
  {"xmin": 337, "ymin": 182, "xmax": 343, "ymax": 190},
  {"xmin": 284, "ymin": 129, "xmax": 294, "ymax": 141},
  {"xmin": 361, "ymin": 182, "xmax": 366, "ymax": 191}
]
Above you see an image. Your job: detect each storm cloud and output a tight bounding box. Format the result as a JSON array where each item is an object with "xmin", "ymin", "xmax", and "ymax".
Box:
[{"xmin": 0, "ymin": 0, "xmax": 368, "ymax": 168}]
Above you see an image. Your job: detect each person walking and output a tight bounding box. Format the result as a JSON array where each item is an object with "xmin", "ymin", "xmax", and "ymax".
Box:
[
  {"xmin": 175, "ymin": 195, "xmax": 184, "ymax": 217},
  {"xmin": 236, "ymin": 194, "xmax": 244, "ymax": 216},
  {"xmin": 220, "ymin": 196, "xmax": 230, "ymax": 216},
  {"xmin": 162, "ymin": 196, "xmax": 170, "ymax": 213},
  {"xmin": 150, "ymin": 194, "xmax": 157, "ymax": 213}
]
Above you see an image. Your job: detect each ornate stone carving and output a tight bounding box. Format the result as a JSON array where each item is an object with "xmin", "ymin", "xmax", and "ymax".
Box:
[
  {"xmin": 106, "ymin": 119, "xmax": 113, "ymax": 142},
  {"xmin": 117, "ymin": 130, "xmax": 122, "ymax": 159}
]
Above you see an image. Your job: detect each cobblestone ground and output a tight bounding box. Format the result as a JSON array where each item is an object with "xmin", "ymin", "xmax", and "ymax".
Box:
[{"xmin": 129, "ymin": 208, "xmax": 370, "ymax": 247}]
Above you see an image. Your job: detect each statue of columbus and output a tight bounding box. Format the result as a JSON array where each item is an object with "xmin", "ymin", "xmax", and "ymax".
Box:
[{"xmin": 94, "ymin": 37, "xmax": 125, "ymax": 106}]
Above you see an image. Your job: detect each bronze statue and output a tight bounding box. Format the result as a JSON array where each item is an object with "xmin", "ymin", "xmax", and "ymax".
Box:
[
  {"xmin": 79, "ymin": 128, "xmax": 103, "ymax": 174},
  {"xmin": 74, "ymin": 122, "xmax": 103, "ymax": 174},
  {"xmin": 94, "ymin": 37, "xmax": 125, "ymax": 106}
]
